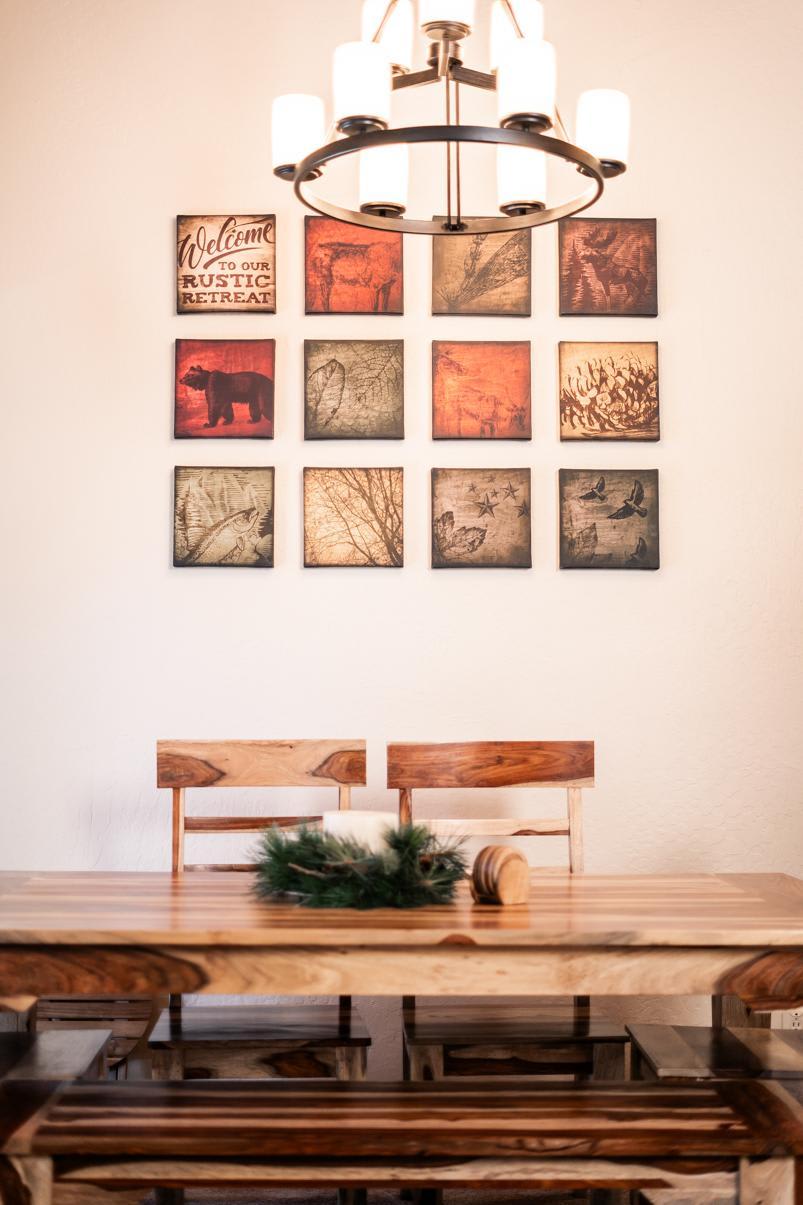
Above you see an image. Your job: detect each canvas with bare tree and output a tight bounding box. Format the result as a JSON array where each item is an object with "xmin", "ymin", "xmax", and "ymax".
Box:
[
  {"xmin": 559, "ymin": 468, "xmax": 659, "ymax": 570},
  {"xmin": 304, "ymin": 468, "xmax": 403, "ymax": 567},
  {"xmin": 305, "ymin": 217, "xmax": 403, "ymax": 314},
  {"xmin": 432, "ymin": 468, "xmax": 531, "ymax": 568},
  {"xmin": 432, "ymin": 341, "xmax": 531, "ymax": 439},
  {"xmin": 304, "ymin": 340, "xmax": 404, "ymax": 439},
  {"xmin": 432, "ymin": 227, "xmax": 531, "ymax": 316},
  {"xmin": 559, "ymin": 218, "xmax": 658, "ymax": 316},
  {"xmin": 174, "ymin": 467, "xmax": 274, "ymax": 568},
  {"xmin": 559, "ymin": 341, "xmax": 659, "ymax": 440}
]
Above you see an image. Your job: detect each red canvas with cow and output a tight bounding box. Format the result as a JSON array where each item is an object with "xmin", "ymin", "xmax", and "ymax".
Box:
[
  {"xmin": 174, "ymin": 339, "xmax": 275, "ymax": 438},
  {"xmin": 305, "ymin": 217, "xmax": 403, "ymax": 314}
]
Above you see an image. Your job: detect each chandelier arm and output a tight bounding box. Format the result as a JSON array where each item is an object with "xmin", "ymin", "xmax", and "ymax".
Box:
[
  {"xmin": 499, "ymin": 0, "xmax": 525, "ymax": 38},
  {"xmin": 449, "ymin": 64, "xmax": 496, "ymax": 90},
  {"xmin": 393, "ymin": 66, "xmax": 440, "ymax": 91},
  {"xmin": 293, "ymin": 125, "xmax": 604, "ymax": 235},
  {"xmin": 370, "ymin": 0, "xmax": 400, "ymax": 44}
]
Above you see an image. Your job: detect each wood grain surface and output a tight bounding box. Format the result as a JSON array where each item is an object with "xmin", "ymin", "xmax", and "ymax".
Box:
[
  {"xmin": 157, "ymin": 740, "xmax": 367, "ymax": 789},
  {"xmin": 1, "ymin": 873, "xmax": 802, "ymax": 1005},
  {"xmin": 387, "ymin": 741, "xmax": 594, "ymax": 788}
]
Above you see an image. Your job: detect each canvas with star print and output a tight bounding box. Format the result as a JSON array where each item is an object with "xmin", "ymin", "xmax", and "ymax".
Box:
[
  {"xmin": 431, "ymin": 468, "xmax": 531, "ymax": 569},
  {"xmin": 559, "ymin": 468, "xmax": 659, "ymax": 569}
]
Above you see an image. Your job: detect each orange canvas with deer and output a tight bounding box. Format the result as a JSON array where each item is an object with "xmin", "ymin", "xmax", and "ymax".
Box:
[
  {"xmin": 305, "ymin": 217, "xmax": 403, "ymax": 314},
  {"xmin": 432, "ymin": 341, "xmax": 531, "ymax": 440}
]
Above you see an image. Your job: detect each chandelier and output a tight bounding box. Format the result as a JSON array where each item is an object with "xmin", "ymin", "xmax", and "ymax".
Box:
[{"xmin": 271, "ymin": 0, "xmax": 631, "ymax": 235}]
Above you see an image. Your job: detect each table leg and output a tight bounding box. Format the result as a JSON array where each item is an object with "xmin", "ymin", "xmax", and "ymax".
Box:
[{"xmin": 712, "ymin": 993, "xmax": 770, "ymax": 1029}]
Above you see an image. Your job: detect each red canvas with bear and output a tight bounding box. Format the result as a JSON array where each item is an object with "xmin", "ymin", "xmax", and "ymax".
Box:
[{"xmin": 174, "ymin": 339, "xmax": 275, "ymax": 438}]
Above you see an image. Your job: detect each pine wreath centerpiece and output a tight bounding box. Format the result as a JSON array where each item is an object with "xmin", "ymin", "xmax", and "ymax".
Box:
[{"xmin": 253, "ymin": 823, "xmax": 468, "ymax": 909}]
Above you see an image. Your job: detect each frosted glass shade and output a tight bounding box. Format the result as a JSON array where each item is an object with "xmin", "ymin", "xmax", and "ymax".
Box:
[
  {"xmin": 362, "ymin": 0, "xmax": 414, "ymax": 71},
  {"xmin": 576, "ymin": 88, "xmax": 630, "ymax": 168},
  {"xmin": 271, "ymin": 94, "xmax": 326, "ymax": 172},
  {"xmin": 497, "ymin": 145, "xmax": 546, "ymax": 211},
  {"xmin": 497, "ymin": 38, "xmax": 556, "ymax": 128},
  {"xmin": 418, "ymin": 0, "xmax": 475, "ymax": 31},
  {"xmin": 359, "ymin": 144, "xmax": 409, "ymax": 212},
  {"xmin": 490, "ymin": 0, "xmax": 544, "ymax": 70},
  {"xmin": 333, "ymin": 41, "xmax": 392, "ymax": 130}
]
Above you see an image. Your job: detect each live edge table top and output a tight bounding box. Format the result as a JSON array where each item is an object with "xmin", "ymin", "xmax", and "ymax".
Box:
[{"xmin": 1, "ymin": 872, "xmax": 802, "ymax": 1007}]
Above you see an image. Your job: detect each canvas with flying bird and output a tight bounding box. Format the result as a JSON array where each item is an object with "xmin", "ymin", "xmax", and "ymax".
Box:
[{"xmin": 559, "ymin": 468, "xmax": 659, "ymax": 569}]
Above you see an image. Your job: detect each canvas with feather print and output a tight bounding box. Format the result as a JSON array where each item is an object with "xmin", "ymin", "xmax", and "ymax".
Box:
[
  {"xmin": 559, "ymin": 218, "xmax": 658, "ymax": 317},
  {"xmin": 432, "ymin": 225, "xmax": 531, "ymax": 316},
  {"xmin": 304, "ymin": 340, "xmax": 403, "ymax": 439},
  {"xmin": 173, "ymin": 467, "xmax": 274, "ymax": 567},
  {"xmin": 559, "ymin": 468, "xmax": 659, "ymax": 569}
]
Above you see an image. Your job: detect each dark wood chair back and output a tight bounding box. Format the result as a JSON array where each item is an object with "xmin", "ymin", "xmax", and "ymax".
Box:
[
  {"xmin": 387, "ymin": 740, "xmax": 594, "ymax": 873},
  {"xmin": 157, "ymin": 739, "xmax": 367, "ymax": 873}
]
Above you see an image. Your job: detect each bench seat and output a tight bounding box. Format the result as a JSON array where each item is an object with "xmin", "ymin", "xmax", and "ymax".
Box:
[
  {"xmin": 629, "ymin": 1023, "xmax": 803, "ymax": 1080},
  {"xmin": 0, "ymin": 1030, "xmax": 110, "ymax": 1083}
]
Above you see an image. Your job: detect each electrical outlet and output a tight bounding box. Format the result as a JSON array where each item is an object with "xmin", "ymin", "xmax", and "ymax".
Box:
[{"xmin": 779, "ymin": 1009, "xmax": 803, "ymax": 1030}]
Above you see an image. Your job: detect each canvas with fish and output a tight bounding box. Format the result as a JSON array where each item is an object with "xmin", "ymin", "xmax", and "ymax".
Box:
[
  {"xmin": 174, "ymin": 467, "xmax": 274, "ymax": 568},
  {"xmin": 305, "ymin": 340, "xmax": 403, "ymax": 439},
  {"xmin": 432, "ymin": 468, "xmax": 531, "ymax": 568},
  {"xmin": 175, "ymin": 339, "xmax": 275, "ymax": 438},
  {"xmin": 432, "ymin": 341, "xmax": 531, "ymax": 439},
  {"xmin": 559, "ymin": 468, "xmax": 659, "ymax": 570},
  {"xmin": 559, "ymin": 218, "xmax": 658, "ymax": 317},
  {"xmin": 432, "ymin": 226, "xmax": 531, "ymax": 316},
  {"xmin": 560, "ymin": 341, "xmax": 659, "ymax": 440}
]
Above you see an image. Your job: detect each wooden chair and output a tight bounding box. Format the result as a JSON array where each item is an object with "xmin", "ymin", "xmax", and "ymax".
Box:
[
  {"xmin": 388, "ymin": 740, "xmax": 628, "ymax": 1083},
  {"xmin": 4, "ymin": 1077, "xmax": 802, "ymax": 1204},
  {"xmin": 32, "ymin": 996, "xmax": 163, "ymax": 1076},
  {"xmin": 0, "ymin": 1029, "xmax": 111, "ymax": 1082},
  {"xmin": 149, "ymin": 738, "xmax": 371, "ymax": 1083}
]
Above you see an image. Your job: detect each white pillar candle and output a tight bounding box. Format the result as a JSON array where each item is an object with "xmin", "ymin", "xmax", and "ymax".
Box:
[{"xmin": 323, "ymin": 810, "xmax": 398, "ymax": 853}]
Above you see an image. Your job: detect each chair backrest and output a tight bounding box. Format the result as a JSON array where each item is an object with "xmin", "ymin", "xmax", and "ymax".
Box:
[
  {"xmin": 386, "ymin": 740, "xmax": 594, "ymax": 873},
  {"xmin": 157, "ymin": 739, "xmax": 367, "ymax": 873}
]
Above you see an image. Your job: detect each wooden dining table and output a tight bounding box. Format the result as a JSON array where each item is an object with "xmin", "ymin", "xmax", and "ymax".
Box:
[{"xmin": 1, "ymin": 869, "xmax": 803, "ymax": 1014}]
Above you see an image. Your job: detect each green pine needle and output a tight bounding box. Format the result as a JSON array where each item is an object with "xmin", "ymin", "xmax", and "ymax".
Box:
[{"xmin": 252, "ymin": 823, "xmax": 468, "ymax": 909}]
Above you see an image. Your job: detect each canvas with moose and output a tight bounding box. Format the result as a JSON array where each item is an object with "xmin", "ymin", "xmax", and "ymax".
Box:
[
  {"xmin": 559, "ymin": 218, "xmax": 658, "ymax": 317},
  {"xmin": 304, "ymin": 216, "xmax": 403, "ymax": 314},
  {"xmin": 305, "ymin": 340, "xmax": 403, "ymax": 439},
  {"xmin": 432, "ymin": 341, "xmax": 531, "ymax": 439},
  {"xmin": 174, "ymin": 339, "xmax": 275, "ymax": 438},
  {"xmin": 559, "ymin": 468, "xmax": 659, "ymax": 569}
]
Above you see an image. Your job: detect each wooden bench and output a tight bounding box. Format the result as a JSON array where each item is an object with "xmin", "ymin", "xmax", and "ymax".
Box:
[
  {"xmin": 630, "ymin": 1023, "xmax": 803, "ymax": 1081},
  {"xmin": 0, "ymin": 1030, "xmax": 110, "ymax": 1083},
  {"xmin": 2, "ymin": 1078, "xmax": 802, "ymax": 1203}
]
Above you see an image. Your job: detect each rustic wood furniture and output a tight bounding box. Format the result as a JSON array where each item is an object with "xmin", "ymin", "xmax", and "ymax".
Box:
[
  {"xmin": 1, "ymin": 1078, "xmax": 802, "ymax": 1204},
  {"xmin": 32, "ymin": 995, "xmax": 162, "ymax": 1075},
  {"xmin": 0, "ymin": 1030, "xmax": 110, "ymax": 1083},
  {"xmin": 151, "ymin": 738, "xmax": 370, "ymax": 1082},
  {"xmin": 388, "ymin": 740, "xmax": 629, "ymax": 1081},
  {"xmin": 1, "ymin": 870, "xmax": 802, "ymax": 1007},
  {"xmin": 629, "ymin": 1021, "xmax": 803, "ymax": 1081}
]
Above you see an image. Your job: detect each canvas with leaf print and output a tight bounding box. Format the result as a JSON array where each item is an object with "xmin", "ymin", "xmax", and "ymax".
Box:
[
  {"xmin": 432, "ymin": 226, "xmax": 531, "ymax": 316},
  {"xmin": 304, "ymin": 468, "xmax": 403, "ymax": 567},
  {"xmin": 432, "ymin": 341, "xmax": 531, "ymax": 439},
  {"xmin": 559, "ymin": 341, "xmax": 659, "ymax": 440},
  {"xmin": 174, "ymin": 467, "xmax": 274, "ymax": 568},
  {"xmin": 559, "ymin": 217, "xmax": 658, "ymax": 317},
  {"xmin": 559, "ymin": 468, "xmax": 659, "ymax": 569},
  {"xmin": 432, "ymin": 468, "xmax": 531, "ymax": 569},
  {"xmin": 305, "ymin": 340, "xmax": 403, "ymax": 439}
]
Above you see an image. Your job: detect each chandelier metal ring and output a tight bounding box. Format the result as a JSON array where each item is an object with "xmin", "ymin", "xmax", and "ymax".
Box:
[{"xmin": 294, "ymin": 124, "xmax": 604, "ymax": 235}]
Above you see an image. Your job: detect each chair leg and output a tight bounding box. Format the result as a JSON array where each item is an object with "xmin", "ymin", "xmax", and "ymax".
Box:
[
  {"xmin": 738, "ymin": 1156, "xmax": 795, "ymax": 1202},
  {"xmin": 335, "ymin": 1045, "xmax": 368, "ymax": 1081},
  {"xmin": 592, "ymin": 1040, "xmax": 626, "ymax": 1080},
  {"xmin": 154, "ymin": 1191, "xmax": 185, "ymax": 1205},
  {"xmin": 337, "ymin": 1191, "xmax": 367, "ymax": 1205},
  {"xmin": 150, "ymin": 1047, "xmax": 184, "ymax": 1080},
  {"xmin": 0, "ymin": 1156, "xmax": 52, "ymax": 1204},
  {"xmin": 407, "ymin": 1043, "xmax": 444, "ymax": 1081}
]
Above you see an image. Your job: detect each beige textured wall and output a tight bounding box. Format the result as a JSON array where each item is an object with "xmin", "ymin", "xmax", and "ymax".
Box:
[{"xmin": 1, "ymin": 0, "xmax": 802, "ymax": 1073}]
